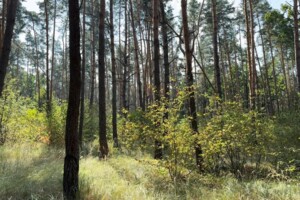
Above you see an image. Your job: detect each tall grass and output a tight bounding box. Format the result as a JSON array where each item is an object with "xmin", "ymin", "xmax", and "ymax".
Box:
[{"xmin": 0, "ymin": 143, "xmax": 299, "ymax": 199}]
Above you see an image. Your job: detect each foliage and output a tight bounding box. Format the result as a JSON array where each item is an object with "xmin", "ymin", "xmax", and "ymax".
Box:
[
  {"xmin": 271, "ymin": 110, "xmax": 300, "ymax": 174},
  {"xmin": 0, "ymin": 78, "xmax": 67, "ymax": 146},
  {"xmin": 120, "ymin": 90, "xmax": 198, "ymax": 180},
  {"xmin": 48, "ymin": 98, "xmax": 67, "ymax": 146},
  {"xmin": 199, "ymin": 98, "xmax": 275, "ymax": 178}
]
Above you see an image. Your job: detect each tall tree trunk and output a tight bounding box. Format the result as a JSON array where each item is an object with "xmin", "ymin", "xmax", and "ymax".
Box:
[
  {"xmin": 160, "ymin": 0, "xmax": 169, "ymax": 99},
  {"xmin": 279, "ymin": 44, "xmax": 291, "ymax": 108},
  {"xmin": 212, "ymin": 0, "xmax": 222, "ymax": 99},
  {"xmin": 110, "ymin": 0, "xmax": 118, "ymax": 147},
  {"xmin": 79, "ymin": 0, "xmax": 86, "ymax": 148},
  {"xmin": 129, "ymin": 0, "xmax": 144, "ymax": 110},
  {"xmin": 89, "ymin": 0, "xmax": 96, "ymax": 108},
  {"xmin": 99, "ymin": 0, "xmax": 109, "ymax": 158},
  {"xmin": 153, "ymin": 0, "xmax": 162, "ymax": 159},
  {"xmin": 44, "ymin": 0, "xmax": 51, "ymax": 114},
  {"xmin": 265, "ymin": 29, "xmax": 279, "ymax": 112},
  {"xmin": 31, "ymin": 18, "xmax": 41, "ymax": 108},
  {"xmin": 294, "ymin": 0, "xmax": 300, "ymax": 92},
  {"xmin": 244, "ymin": 0, "xmax": 256, "ymax": 110},
  {"xmin": 63, "ymin": 0, "xmax": 81, "ymax": 198},
  {"xmin": 122, "ymin": 0, "xmax": 128, "ymax": 111},
  {"xmin": 257, "ymin": 13, "xmax": 273, "ymax": 115},
  {"xmin": 181, "ymin": 0, "xmax": 203, "ymax": 172},
  {"xmin": 0, "ymin": 0, "xmax": 18, "ymax": 96},
  {"xmin": 50, "ymin": 0, "xmax": 57, "ymax": 101}
]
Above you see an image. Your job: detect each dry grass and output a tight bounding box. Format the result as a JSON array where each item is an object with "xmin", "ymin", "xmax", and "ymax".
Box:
[{"xmin": 0, "ymin": 143, "xmax": 299, "ymax": 200}]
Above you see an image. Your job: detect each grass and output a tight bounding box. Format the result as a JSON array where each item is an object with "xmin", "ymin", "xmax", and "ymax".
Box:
[{"xmin": 0, "ymin": 143, "xmax": 299, "ymax": 200}]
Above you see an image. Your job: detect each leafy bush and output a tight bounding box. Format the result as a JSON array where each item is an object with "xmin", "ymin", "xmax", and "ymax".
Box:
[
  {"xmin": 198, "ymin": 99, "xmax": 275, "ymax": 178},
  {"xmin": 120, "ymin": 90, "xmax": 197, "ymax": 180}
]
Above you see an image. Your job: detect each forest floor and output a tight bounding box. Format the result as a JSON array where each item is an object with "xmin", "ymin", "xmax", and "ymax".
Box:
[{"xmin": 0, "ymin": 143, "xmax": 300, "ymax": 200}]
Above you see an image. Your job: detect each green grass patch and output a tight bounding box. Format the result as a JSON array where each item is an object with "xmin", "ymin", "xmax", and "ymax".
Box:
[{"xmin": 0, "ymin": 143, "xmax": 299, "ymax": 199}]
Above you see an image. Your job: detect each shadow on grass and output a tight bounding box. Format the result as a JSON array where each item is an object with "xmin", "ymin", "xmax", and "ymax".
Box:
[{"xmin": 0, "ymin": 144, "xmax": 64, "ymax": 199}]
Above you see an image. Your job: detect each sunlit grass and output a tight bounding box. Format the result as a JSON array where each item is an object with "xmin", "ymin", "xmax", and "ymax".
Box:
[{"xmin": 0, "ymin": 143, "xmax": 299, "ymax": 199}]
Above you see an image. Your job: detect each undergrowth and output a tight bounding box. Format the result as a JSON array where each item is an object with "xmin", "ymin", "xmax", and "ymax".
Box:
[{"xmin": 0, "ymin": 143, "xmax": 299, "ymax": 200}]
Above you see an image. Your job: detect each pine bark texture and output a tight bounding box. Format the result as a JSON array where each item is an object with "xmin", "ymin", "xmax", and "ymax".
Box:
[
  {"xmin": 63, "ymin": 0, "xmax": 81, "ymax": 199},
  {"xmin": 99, "ymin": 0, "xmax": 109, "ymax": 158},
  {"xmin": 181, "ymin": 0, "xmax": 203, "ymax": 171},
  {"xmin": 0, "ymin": 0, "xmax": 18, "ymax": 96}
]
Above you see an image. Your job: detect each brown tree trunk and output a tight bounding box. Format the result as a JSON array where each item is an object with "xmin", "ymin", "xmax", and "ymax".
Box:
[
  {"xmin": 153, "ymin": 0, "xmax": 162, "ymax": 159},
  {"xmin": 44, "ymin": 0, "xmax": 51, "ymax": 114},
  {"xmin": 181, "ymin": 0, "xmax": 203, "ymax": 172},
  {"xmin": 50, "ymin": 0, "xmax": 57, "ymax": 101},
  {"xmin": 63, "ymin": 0, "xmax": 81, "ymax": 198},
  {"xmin": 0, "ymin": 0, "xmax": 18, "ymax": 96},
  {"xmin": 257, "ymin": 13, "xmax": 273, "ymax": 115},
  {"xmin": 129, "ymin": 0, "xmax": 144, "ymax": 110},
  {"xmin": 79, "ymin": 0, "xmax": 86, "ymax": 148},
  {"xmin": 110, "ymin": 0, "xmax": 118, "ymax": 147},
  {"xmin": 244, "ymin": 0, "xmax": 256, "ymax": 110},
  {"xmin": 212, "ymin": 0, "xmax": 222, "ymax": 99},
  {"xmin": 294, "ymin": 0, "xmax": 300, "ymax": 92},
  {"xmin": 99, "ymin": 0, "xmax": 109, "ymax": 158},
  {"xmin": 31, "ymin": 17, "xmax": 41, "ymax": 108},
  {"xmin": 89, "ymin": 0, "xmax": 96, "ymax": 108},
  {"xmin": 122, "ymin": 0, "xmax": 128, "ymax": 111}
]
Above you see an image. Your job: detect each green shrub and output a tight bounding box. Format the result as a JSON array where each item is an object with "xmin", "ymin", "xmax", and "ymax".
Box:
[{"xmin": 198, "ymin": 99, "xmax": 275, "ymax": 178}]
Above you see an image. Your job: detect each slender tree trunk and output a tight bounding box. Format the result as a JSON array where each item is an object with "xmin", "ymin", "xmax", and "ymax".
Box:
[
  {"xmin": 294, "ymin": 0, "xmax": 300, "ymax": 92},
  {"xmin": 267, "ymin": 31, "xmax": 279, "ymax": 112},
  {"xmin": 122, "ymin": 0, "xmax": 128, "ymax": 111},
  {"xmin": 44, "ymin": 0, "xmax": 51, "ymax": 114},
  {"xmin": 249, "ymin": 0, "xmax": 256, "ymax": 110},
  {"xmin": 89, "ymin": 0, "xmax": 96, "ymax": 108},
  {"xmin": 0, "ymin": 0, "xmax": 18, "ymax": 96},
  {"xmin": 244, "ymin": 0, "xmax": 256, "ymax": 110},
  {"xmin": 257, "ymin": 13, "xmax": 273, "ymax": 115},
  {"xmin": 153, "ymin": 0, "xmax": 162, "ymax": 159},
  {"xmin": 129, "ymin": 0, "xmax": 144, "ymax": 110},
  {"xmin": 110, "ymin": 0, "xmax": 118, "ymax": 147},
  {"xmin": 99, "ymin": 0, "xmax": 109, "ymax": 158},
  {"xmin": 50, "ymin": 0, "xmax": 57, "ymax": 101},
  {"xmin": 212, "ymin": 0, "xmax": 222, "ymax": 99},
  {"xmin": 63, "ymin": 0, "xmax": 81, "ymax": 198},
  {"xmin": 279, "ymin": 44, "xmax": 291, "ymax": 108},
  {"xmin": 160, "ymin": 0, "xmax": 169, "ymax": 99},
  {"xmin": 31, "ymin": 18, "xmax": 41, "ymax": 108},
  {"xmin": 79, "ymin": 0, "xmax": 86, "ymax": 148},
  {"xmin": 181, "ymin": 0, "xmax": 203, "ymax": 172}
]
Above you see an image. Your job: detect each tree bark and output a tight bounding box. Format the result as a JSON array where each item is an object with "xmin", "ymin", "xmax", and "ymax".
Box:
[
  {"xmin": 211, "ymin": 0, "xmax": 222, "ymax": 99},
  {"xmin": 0, "ymin": 0, "xmax": 18, "ymax": 96},
  {"xmin": 99, "ymin": 0, "xmax": 109, "ymax": 158},
  {"xmin": 129, "ymin": 0, "xmax": 144, "ymax": 110},
  {"xmin": 63, "ymin": 0, "xmax": 81, "ymax": 198},
  {"xmin": 89, "ymin": 0, "xmax": 96, "ymax": 108},
  {"xmin": 181, "ymin": 0, "xmax": 203, "ymax": 172},
  {"xmin": 294, "ymin": 0, "xmax": 300, "ymax": 92},
  {"xmin": 110, "ymin": 0, "xmax": 118, "ymax": 147},
  {"xmin": 79, "ymin": 0, "xmax": 86, "ymax": 148},
  {"xmin": 153, "ymin": 0, "xmax": 162, "ymax": 159},
  {"xmin": 44, "ymin": 0, "xmax": 51, "ymax": 114},
  {"xmin": 50, "ymin": 0, "xmax": 57, "ymax": 101}
]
